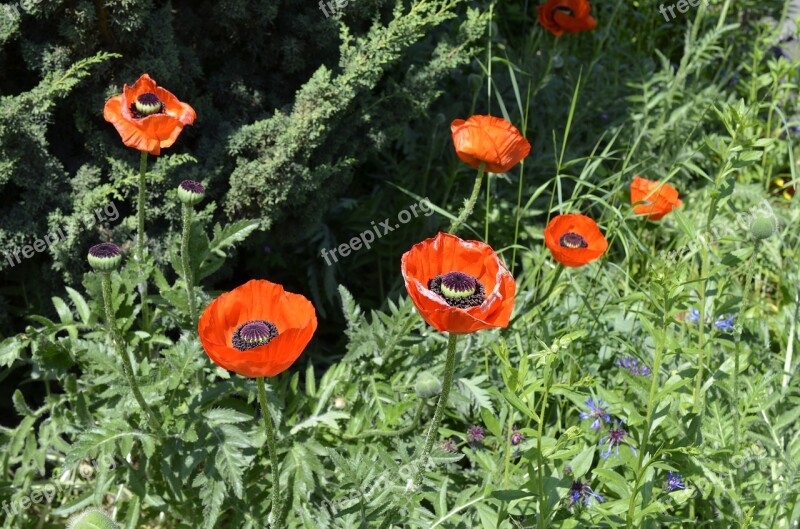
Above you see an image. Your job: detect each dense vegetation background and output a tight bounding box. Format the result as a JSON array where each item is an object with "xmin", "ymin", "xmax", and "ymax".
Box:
[{"xmin": 1, "ymin": 0, "xmax": 799, "ymax": 527}]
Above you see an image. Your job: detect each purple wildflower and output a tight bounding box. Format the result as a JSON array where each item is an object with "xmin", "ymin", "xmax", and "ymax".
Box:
[
  {"xmin": 579, "ymin": 398, "xmax": 611, "ymax": 430},
  {"xmin": 616, "ymin": 357, "xmax": 651, "ymax": 376},
  {"xmin": 713, "ymin": 315, "xmax": 735, "ymax": 332},
  {"xmin": 467, "ymin": 425, "xmax": 485, "ymax": 447},
  {"xmin": 440, "ymin": 438, "xmax": 458, "ymax": 453},
  {"xmin": 599, "ymin": 421, "xmax": 636, "ymax": 459},
  {"xmin": 511, "ymin": 425, "xmax": 525, "ymax": 446},
  {"xmin": 686, "ymin": 308, "xmax": 701, "ymax": 323},
  {"xmin": 665, "ymin": 471, "xmax": 686, "ymax": 492},
  {"xmin": 567, "ymin": 480, "xmax": 604, "ymax": 509}
]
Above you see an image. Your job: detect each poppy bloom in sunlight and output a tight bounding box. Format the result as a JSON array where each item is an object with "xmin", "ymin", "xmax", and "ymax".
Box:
[
  {"xmin": 401, "ymin": 232, "xmax": 516, "ymax": 334},
  {"xmin": 198, "ymin": 279, "xmax": 317, "ymax": 378},
  {"xmin": 450, "ymin": 115, "xmax": 531, "ymax": 173},
  {"xmin": 544, "ymin": 214, "xmax": 608, "ymax": 267},
  {"xmin": 104, "ymin": 74, "xmax": 196, "ymax": 156},
  {"xmin": 630, "ymin": 176, "xmax": 682, "ymax": 220},
  {"xmin": 537, "ymin": 0, "xmax": 597, "ymax": 37}
]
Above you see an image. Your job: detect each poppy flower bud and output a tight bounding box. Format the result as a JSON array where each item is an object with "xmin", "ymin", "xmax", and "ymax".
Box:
[
  {"xmin": 87, "ymin": 243, "xmax": 122, "ymax": 272},
  {"xmin": 178, "ymin": 180, "xmax": 205, "ymax": 206},
  {"xmin": 750, "ymin": 215, "xmax": 776, "ymax": 240},
  {"xmin": 415, "ymin": 371, "xmax": 442, "ymax": 399},
  {"xmin": 67, "ymin": 509, "xmax": 119, "ymax": 529}
]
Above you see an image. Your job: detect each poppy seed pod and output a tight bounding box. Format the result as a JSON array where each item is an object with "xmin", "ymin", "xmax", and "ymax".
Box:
[
  {"xmin": 415, "ymin": 371, "xmax": 442, "ymax": 399},
  {"xmin": 87, "ymin": 243, "xmax": 122, "ymax": 272},
  {"xmin": 750, "ymin": 215, "xmax": 777, "ymax": 240},
  {"xmin": 67, "ymin": 509, "xmax": 119, "ymax": 529},
  {"xmin": 178, "ymin": 180, "xmax": 205, "ymax": 206}
]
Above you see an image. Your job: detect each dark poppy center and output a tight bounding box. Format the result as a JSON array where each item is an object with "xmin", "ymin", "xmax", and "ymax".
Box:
[
  {"xmin": 551, "ymin": 5, "xmax": 575, "ymax": 17},
  {"xmin": 428, "ymin": 271, "xmax": 485, "ymax": 309},
  {"xmin": 132, "ymin": 92, "xmax": 164, "ymax": 118},
  {"xmin": 559, "ymin": 232, "xmax": 588, "ymax": 249},
  {"xmin": 88, "ymin": 242, "xmax": 121, "ymax": 258},
  {"xmin": 231, "ymin": 320, "xmax": 278, "ymax": 351},
  {"xmin": 180, "ymin": 180, "xmax": 205, "ymax": 194}
]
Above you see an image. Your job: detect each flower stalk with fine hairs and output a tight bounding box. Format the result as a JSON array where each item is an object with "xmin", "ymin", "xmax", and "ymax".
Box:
[
  {"xmin": 88, "ymin": 243, "xmax": 161, "ymax": 433},
  {"xmin": 177, "ymin": 180, "xmax": 205, "ymax": 323},
  {"xmin": 258, "ymin": 377, "xmax": 282, "ymax": 526},
  {"xmin": 136, "ymin": 151, "xmax": 151, "ymax": 342}
]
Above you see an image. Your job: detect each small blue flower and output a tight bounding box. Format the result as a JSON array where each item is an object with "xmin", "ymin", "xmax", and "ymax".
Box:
[
  {"xmin": 599, "ymin": 420, "xmax": 637, "ymax": 459},
  {"xmin": 686, "ymin": 308, "xmax": 701, "ymax": 323},
  {"xmin": 616, "ymin": 357, "xmax": 651, "ymax": 376},
  {"xmin": 713, "ymin": 315, "xmax": 735, "ymax": 332},
  {"xmin": 567, "ymin": 480, "xmax": 604, "ymax": 509},
  {"xmin": 665, "ymin": 470, "xmax": 686, "ymax": 492},
  {"xmin": 579, "ymin": 398, "xmax": 611, "ymax": 430}
]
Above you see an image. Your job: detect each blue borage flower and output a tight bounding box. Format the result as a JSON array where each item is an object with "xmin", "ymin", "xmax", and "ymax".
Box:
[
  {"xmin": 616, "ymin": 356, "xmax": 651, "ymax": 376},
  {"xmin": 566, "ymin": 480, "xmax": 604, "ymax": 509},
  {"xmin": 682, "ymin": 308, "xmax": 735, "ymax": 333},
  {"xmin": 579, "ymin": 398, "xmax": 611, "ymax": 430},
  {"xmin": 713, "ymin": 315, "xmax": 735, "ymax": 332},
  {"xmin": 599, "ymin": 420, "xmax": 636, "ymax": 459},
  {"xmin": 665, "ymin": 470, "xmax": 686, "ymax": 492}
]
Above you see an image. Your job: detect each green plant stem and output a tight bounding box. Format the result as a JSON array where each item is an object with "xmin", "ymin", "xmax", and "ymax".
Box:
[
  {"xmin": 693, "ymin": 243, "xmax": 709, "ymax": 413},
  {"xmin": 536, "ymin": 360, "xmax": 552, "ymax": 529},
  {"xmin": 448, "ymin": 162, "xmax": 486, "ymax": 234},
  {"xmin": 136, "ymin": 151, "xmax": 151, "ymax": 344},
  {"xmin": 343, "ymin": 400, "xmax": 425, "ymax": 440},
  {"xmin": 626, "ymin": 328, "xmax": 665, "ymax": 529},
  {"xmin": 531, "ymin": 264, "xmax": 564, "ymax": 309},
  {"xmin": 100, "ymin": 272, "xmax": 161, "ymax": 434},
  {"xmin": 733, "ymin": 240, "xmax": 760, "ymax": 469},
  {"xmin": 409, "ymin": 333, "xmax": 458, "ymax": 490},
  {"xmin": 258, "ymin": 377, "xmax": 282, "ymax": 526},
  {"xmin": 181, "ymin": 204, "xmax": 197, "ymax": 324},
  {"xmin": 484, "ymin": 172, "xmax": 491, "ymax": 242}
]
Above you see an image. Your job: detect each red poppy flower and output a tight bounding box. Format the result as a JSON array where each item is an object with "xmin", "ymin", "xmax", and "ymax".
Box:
[
  {"xmin": 401, "ymin": 232, "xmax": 516, "ymax": 334},
  {"xmin": 630, "ymin": 176, "xmax": 682, "ymax": 221},
  {"xmin": 544, "ymin": 214, "xmax": 608, "ymax": 267},
  {"xmin": 450, "ymin": 115, "xmax": 531, "ymax": 173},
  {"xmin": 103, "ymin": 74, "xmax": 196, "ymax": 156},
  {"xmin": 198, "ymin": 279, "xmax": 317, "ymax": 378},
  {"xmin": 537, "ymin": 0, "xmax": 597, "ymax": 37}
]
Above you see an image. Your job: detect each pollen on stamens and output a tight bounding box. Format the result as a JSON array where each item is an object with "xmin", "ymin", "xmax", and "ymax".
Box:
[
  {"xmin": 132, "ymin": 92, "xmax": 164, "ymax": 118},
  {"xmin": 231, "ymin": 320, "xmax": 278, "ymax": 351},
  {"xmin": 559, "ymin": 232, "xmax": 588, "ymax": 249}
]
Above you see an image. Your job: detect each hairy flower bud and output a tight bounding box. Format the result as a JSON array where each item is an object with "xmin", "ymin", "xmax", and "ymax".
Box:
[
  {"xmin": 750, "ymin": 215, "xmax": 776, "ymax": 240},
  {"xmin": 415, "ymin": 371, "xmax": 442, "ymax": 399}
]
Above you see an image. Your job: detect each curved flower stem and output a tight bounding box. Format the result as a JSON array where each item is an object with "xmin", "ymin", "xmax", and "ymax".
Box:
[
  {"xmin": 136, "ymin": 151, "xmax": 151, "ymax": 350},
  {"xmin": 180, "ymin": 204, "xmax": 197, "ymax": 324},
  {"xmin": 409, "ymin": 333, "xmax": 458, "ymax": 489},
  {"xmin": 448, "ymin": 162, "xmax": 486, "ymax": 235},
  {"xmin": 258, "ymin": 377, "xmax": 282, "ymax": 527},
  {"xmin": 100, "ymin": 272, "xmax": 162, "ymax": 434},
  {"xmin": 343, "ymin": 400, "xmax": 425, "ymax": 440}
]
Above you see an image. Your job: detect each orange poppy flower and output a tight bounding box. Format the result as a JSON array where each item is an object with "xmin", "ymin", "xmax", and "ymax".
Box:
[
  {"xmin": 544, "ymin": 214, "xmax": 608, "ymax": 267},
  {"xmin": 198, "ymin": 279, "xmax": 317, "ymax": 378},
  {"xmin": 103, "ymin": 74, "xmax": 196, "ymax": 156},
  {"xmin": 401, "ymin": 232, "xmax": 516, "ymax": 334},
  {"xmin": 537, "ymin": 0, "xmax": 597, "ymax": 37},
  {"xmin": 450, "ymin": 115, "xmax": 531, "ymax": 173},
  {"xmin": 630, "ymin": 176, "xmax": 682, "ymax": 221}
]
